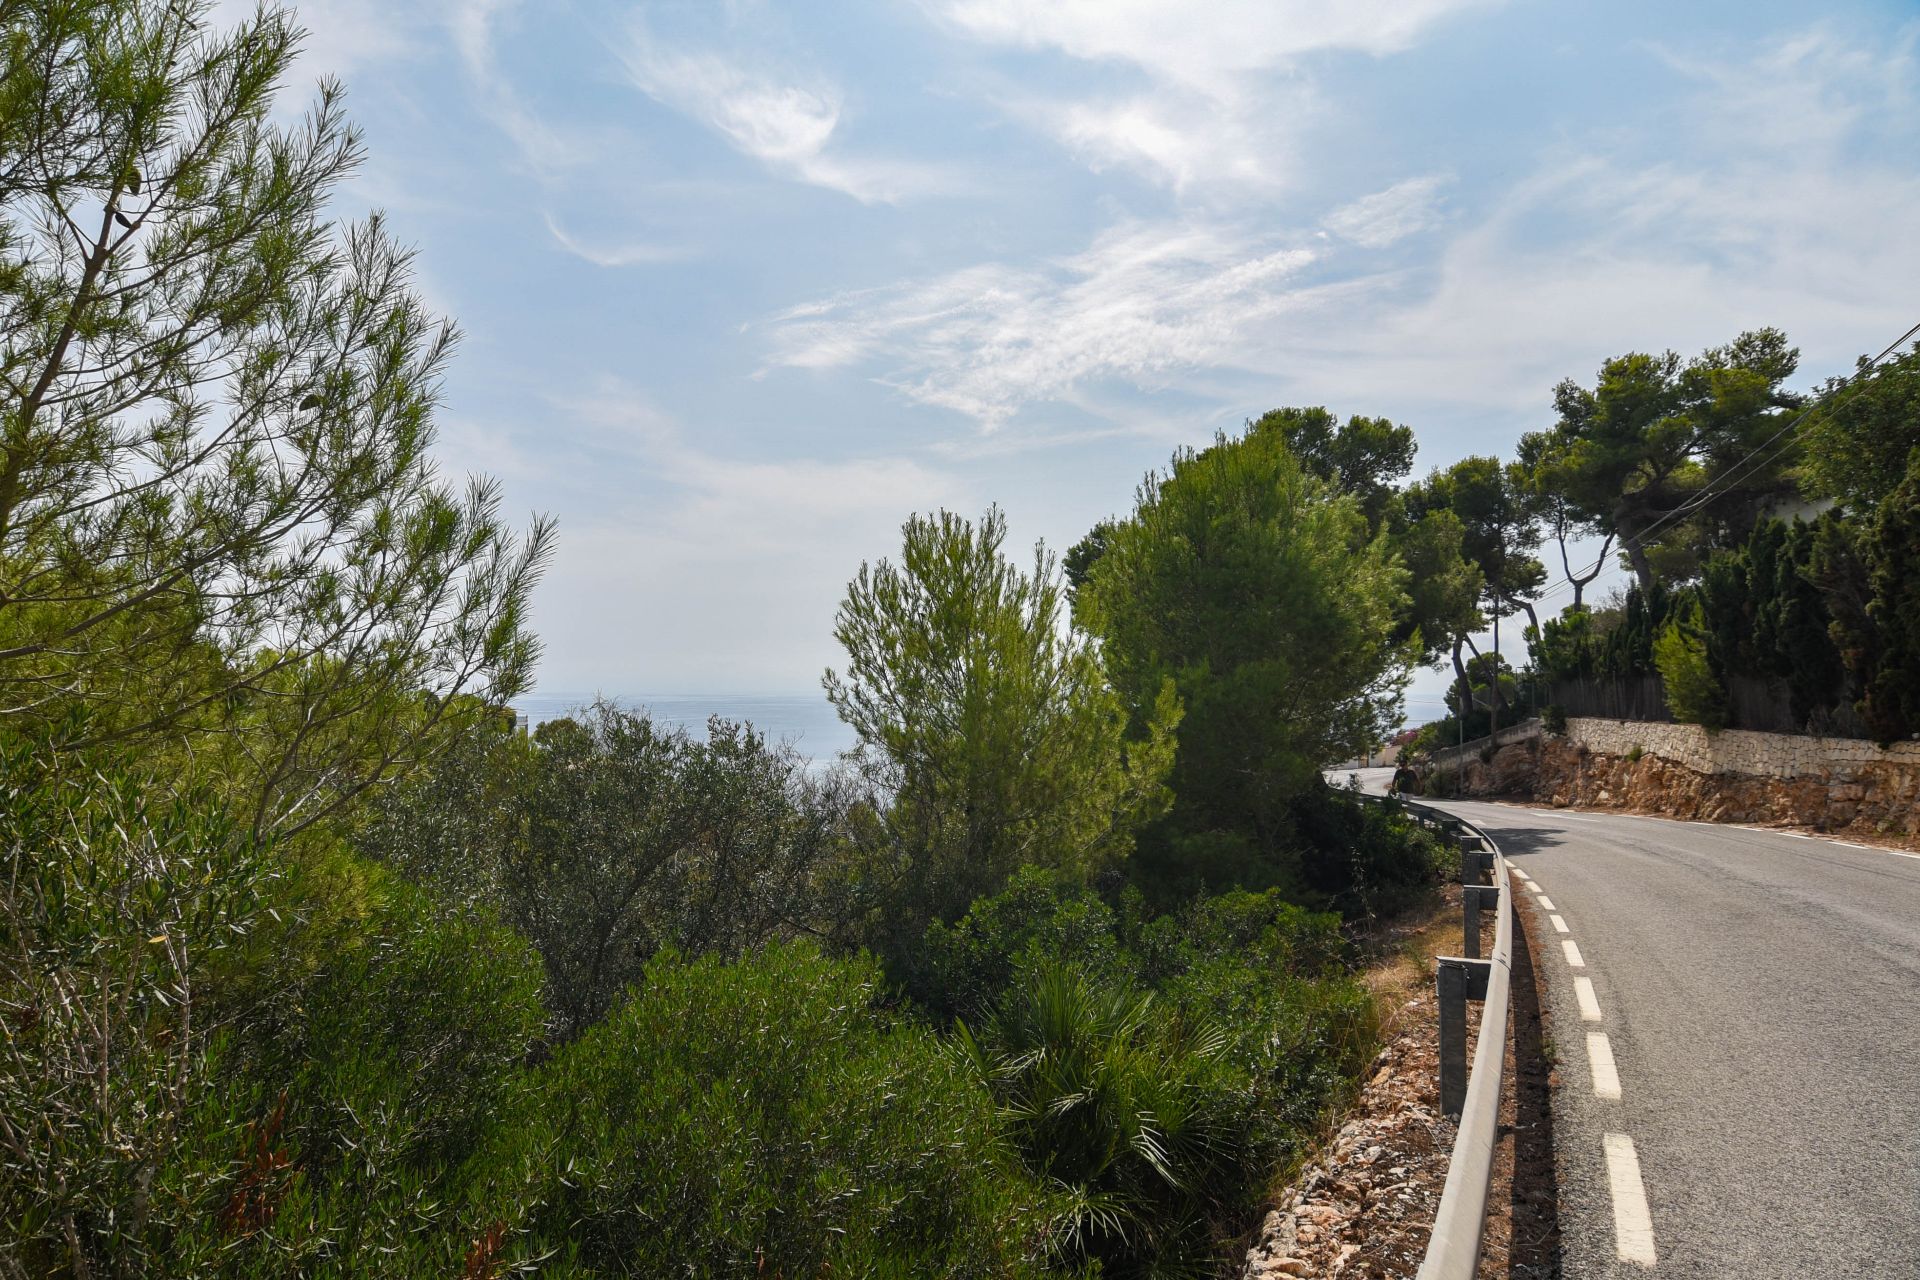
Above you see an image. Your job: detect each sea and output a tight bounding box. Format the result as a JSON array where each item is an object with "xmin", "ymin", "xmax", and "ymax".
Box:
[{"xmin": 508, "ymin": 692, "xmax": 860, "ymax": 763}]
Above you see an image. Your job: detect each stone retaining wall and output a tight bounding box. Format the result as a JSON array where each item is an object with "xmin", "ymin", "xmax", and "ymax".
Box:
[
  {"xmin": 1537, "ymin": 718, "xmax": 1920, "ymax": 840},
  {"xmin": 1562, "ymin": 717, "xmax": 1920, "ymax": 781}
]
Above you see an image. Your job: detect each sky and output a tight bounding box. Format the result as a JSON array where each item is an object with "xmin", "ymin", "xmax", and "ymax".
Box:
[{"xmin": 257, "ymin": 0, "xmax": 1920, "ymax": 721}]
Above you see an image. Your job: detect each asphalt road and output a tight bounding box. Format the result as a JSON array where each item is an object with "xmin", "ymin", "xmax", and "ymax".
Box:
[{"xmin": 1396, "ymin": 784, "xmax": 1920, "ymax": 1277}]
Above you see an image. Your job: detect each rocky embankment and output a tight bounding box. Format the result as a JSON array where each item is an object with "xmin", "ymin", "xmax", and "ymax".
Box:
[
  {"xmin": 1240, "ymin": 1005, "xmax": 1457, "ymax": 1279},
  {"xmin": 1434, "ymin": 718, "xmax": 1920, "ymax": 847}
]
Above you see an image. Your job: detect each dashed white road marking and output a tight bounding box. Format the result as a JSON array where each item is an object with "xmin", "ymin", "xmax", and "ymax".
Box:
[
  {"xmin": 1549, "ymin": 914, "xmax": 1570, "ymax": 934},
  {"xmin": 1603, "ymin": 1133, "xmax": 1659, "ymax": 1266},
  {"xmin": 1587, "ymin": 1032, "xmax": 1623, "ymax": 1099},
  {"xmin": 1535, "ymin": 894, "xmax": 1557, "ymax": 910},
  {"xmin": 1574, "ymin": 975, "xmax": 1603, "ymax": 1022},
  {"xmin": 1512, "ymin": 868, "xmax": 1534, "ymax": 882},
  {"xmin": 1563, "ymin": 939, "xmax": 1586, "ymax": 968}
]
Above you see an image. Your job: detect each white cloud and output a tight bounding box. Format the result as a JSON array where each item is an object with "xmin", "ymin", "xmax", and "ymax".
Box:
[
  {"xmin": 763, "ymin": 27, "xmax": 1920, "ymax": 434},
  {"xmin": 1323, "ymin": 175, "xmax": 1450, "ymax": 248},
  {"xmin": 542, "ymin": 212, "xmax": 687, "ymax": 267},
  {"xmin": 763, "ymin": 220, "xmax": 1317, "ymax": 426},
  {"xmin": 936, "ymin": 0, "xmax": 1494, "ymax": 191},
  {"xmin": 934, "ymin": 0, "xmax": 1498, "ymax": 85},
  {"xmin": 618, "ymin": 21, "xmax": 957, "ymax": 203}
]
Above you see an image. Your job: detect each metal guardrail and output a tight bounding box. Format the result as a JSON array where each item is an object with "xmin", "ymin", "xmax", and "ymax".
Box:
[{"xmin": 1351, "ymin": 789, "xmax": 1513, "ymax": 1280}]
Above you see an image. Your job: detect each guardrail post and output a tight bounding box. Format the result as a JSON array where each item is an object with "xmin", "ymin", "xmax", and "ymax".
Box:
[
  {"xmin": 1435, "ymin": 957, "xmax": 1491, "ymax": 1120},
  {"xmin": 1462, "ymin": 885, "xmax": 1498, "ymax": 958},
  {"xmin": 1458, "ymin": 847, "xmax": 1492, "ymax": 885}
]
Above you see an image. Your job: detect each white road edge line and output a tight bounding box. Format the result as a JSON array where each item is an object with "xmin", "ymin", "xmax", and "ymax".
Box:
[
  {"xmin": 1587, "ymin": 1031, "xmax": 1623, "ymax": 1100},
  {"xmin": 1535, "ymin": 894, "xmax": 1557, "ymax": 910},
  {"xmin": 1550, "ymin": 914, "xmax": 1570, "ymax": 934},
  {"xmin": 1603, "ymin": 1133, "xmax": 1659, "ymax": 1266},
  {"xmin": 1574, "ymin": 975, "xmax": 1603, "ymax": 1022},
  {"xmin": 1563, "ymin": 939, "xmax": 1586, "ymax": 968}
]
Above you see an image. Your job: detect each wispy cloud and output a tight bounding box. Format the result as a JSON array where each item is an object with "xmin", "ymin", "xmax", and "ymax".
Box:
[
  {"xmin": 933, "ymin": 0, "xmax": 1500, "ymax": 82},
  {"xmin": 763, "ymin": 26, "xmax": 1920, "ymax": 430},
  {"xmin": 542, "ymin": 212, "xmax": 688, "ymax": 267},
  {"xmin": 449, "ymin": 0, "xmax": 599, "ymax": 174},
  {"xmin": 618, "ymin": 19, "xmax": 958, "ymax": 204},
  {"xmin": 935, "ymin": 0, "xmax": 1497, "ymax": 192},
  {"xmin": 1323, "ymin": 176, "xmax": 1451, "ymax": 248},
  {"xmin": 763, "ymin": 220, "xmax": 1318, "ymax": 426}
]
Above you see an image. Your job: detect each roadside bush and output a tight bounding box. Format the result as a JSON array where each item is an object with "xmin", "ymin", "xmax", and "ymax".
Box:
[
  {"xmin": 958, "ymin": 966, "xmax": 1251, "ymax": 1278},
  {"xmin": 916, "ymin": 866, "xmax": 1130, "ymax": 1020},
  {"xmin": 1289, "ymin": 786, "xmax": 1456, "ymax": 917},
  {"xmin": 1542, "ymin": 704, "xmax": 1568, "ymax": 736},
  {"xmin": 480, "ymin": 943, "xmax": 1068, "ymax": 1279},
  {"xmin": 208, "ymin": 883, "xmax": 547, "ymax": 1271}
]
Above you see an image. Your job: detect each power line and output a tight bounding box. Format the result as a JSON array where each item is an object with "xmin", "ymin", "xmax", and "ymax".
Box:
[{"xmin": 1520, "ymin": 317, "xmax": 1920, "ymax": 617}]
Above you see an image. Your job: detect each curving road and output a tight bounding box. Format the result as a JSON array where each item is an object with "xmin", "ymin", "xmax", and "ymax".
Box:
[{"xmin": 1379, "ymin": 777, "xmax": 1920, "ymax": 1278}]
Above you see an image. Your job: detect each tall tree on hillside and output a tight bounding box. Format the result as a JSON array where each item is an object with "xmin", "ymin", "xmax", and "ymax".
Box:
[
  {"xmin": 1515, "ymin": 428, "xmax": 1613, "ymax": 609},
  {"xmin": 1244, "ymin": 406, "xmax": 1474, "ymax": 666},
  {"xmin": 1249, "ymin": 406, "xmax": 1416, "ymax": 534},
  {"xmin": 1075, "ymin": 426, "xmax": 1409, "ymax": 900},
  {"xmin": 1529, "ymin": 329, "xmax": 1804, "ymax": 588},
  {"xmin": 1405, "ymin": 456, "xmax": 1543, "ymax": 716},
  {"xmin": 0, "ymin": 0, "xmax": 552, "ymax": 833},
  {"xmin": 826, "ymin": 507, "xmax": 1175, "ymax": 948}
]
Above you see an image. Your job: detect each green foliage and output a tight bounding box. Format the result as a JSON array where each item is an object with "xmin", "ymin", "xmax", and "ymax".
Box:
[
  {"xmin": 359, "ymin": 702, "xmax": 851, "ymax": 1040},
  {"xmin": 827, "ymin": 507, "xmax": 1176, "ymax": 948},
  {"xmin": 1283, "ymin": 786, "xmax": 1458, "ymax": 918},
  {"xmin": 1390, "ymin": 508, "xmax": 1484, "ymax": 667},
  {"xmin": 1524, "ymin": 329, "xmax": 1803, "ymax": 586},
  {"xmin": 0, "ymin": 735, "xmax": 268, "ymax": 1276},
  {"xmin": 1801, "ymin": 345, "xmax": 1920, "ymax": 514},
  {"xmin": 1654, "ymin": 598, "xmax": 1727, "ymax": 730},
  {"xmin": 1855, "ymin": 452, "xmax": 1920, "ymax": 744},
  {"xmin": 483, "ymin": 943, "xmax": 1067, "ymax": 1279},
  {"xmin": 1248, "ymin": 406, "xmax": 1416, "ymax": 534},
  {"xmin": 1405, "ymin": 455, "xmax": 1544, "ymax": 625},
  {"xmin": 918, "ymin": 867, "xmax": 1130, "ymax": 1022},
  {"xmin": 1077, "ymin": 424, "xmax": 1410, "ymax": 903},
  {"xmin": 0, "ymin": 726, "xmax": 553, "ymax": 1278},
  {"xmin": 958, "ymin": 966, "xmax": 1253, "ymax": 1279},
  {"xmin": 0, "ymin": 0, "xmax": 552, "ymax": 836},
  {"xmin": 912, "ymin": 868, "xmax": 1382, "ymax": 1278},
  {"xmin": 1534, "ymin": 585, "xmax": 1680, "ymax": 682},
  {"xmin": 1697, "ymin": 519, "xmax": 1846, "ymax": 729},
  {"xmin": 1542, "ymin": 704, "xmax": 1568, "ymax": 736}
]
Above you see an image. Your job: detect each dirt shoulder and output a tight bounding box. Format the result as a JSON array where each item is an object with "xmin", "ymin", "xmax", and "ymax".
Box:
[{"xmin": 1238, "ymin": 876, "xmax": 1559, "ymax": 1279}]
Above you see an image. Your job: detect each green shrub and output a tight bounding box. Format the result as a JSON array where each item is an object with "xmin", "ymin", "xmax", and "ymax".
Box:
[
  {"xmin": 1654, "ymin": 598, "xmax": 1729, "ymax": 730},
  {"xmin": 917, "ymin": 866, "xmax": 1130, "ymax": 1020},
  {"xmin": 958, "ymin": 965, "xmax": 1252, "ymax": 1278},
  {"xmin": 1542, "ymin": 704, "xmax": 1568, "ymax": 736},
  {"xmin": 0, "ymin": 738, "xmax": 269, "ymax": 1277},
  {"xmin": 480, "ymin": 942, "xmax": 1066, "ymax": 1278},
  {"xmin": 1289, "ymin": 786, "xmax": 1455, "ymax": 917}
]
